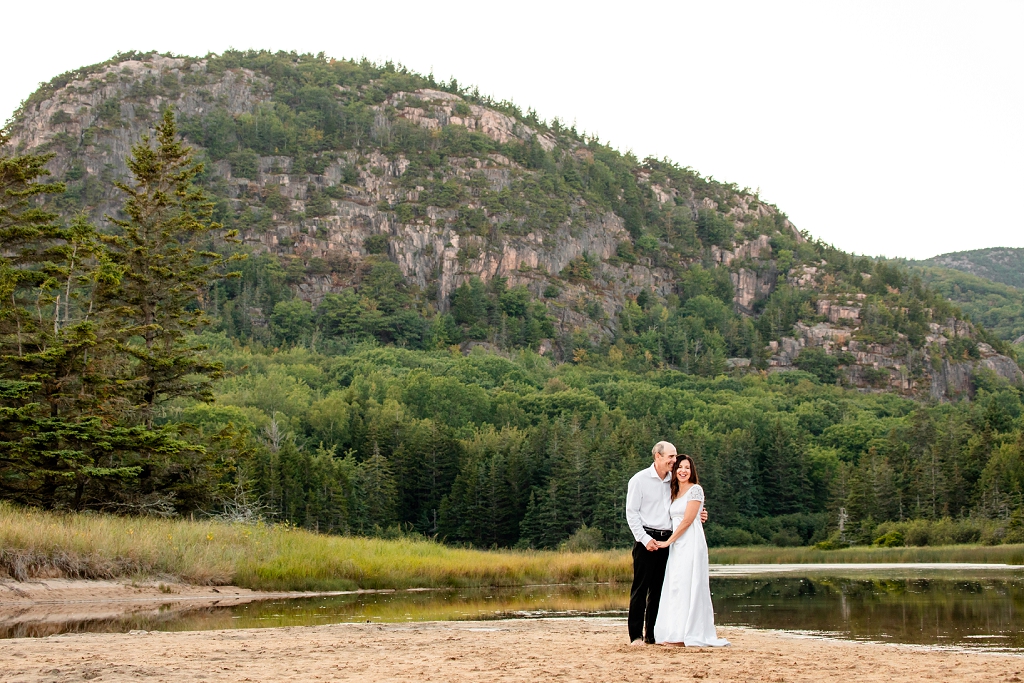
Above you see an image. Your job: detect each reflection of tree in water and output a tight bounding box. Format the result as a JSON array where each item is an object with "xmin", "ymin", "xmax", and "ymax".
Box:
[{"xmin": 710, "ymin": 577, "xmax": 1024, "ymax": 648}]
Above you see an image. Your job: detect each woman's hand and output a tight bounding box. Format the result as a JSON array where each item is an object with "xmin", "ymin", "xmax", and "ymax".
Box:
[{"xmin": 654, "ymin": 539, "xmax": 670, "ymax": 549}]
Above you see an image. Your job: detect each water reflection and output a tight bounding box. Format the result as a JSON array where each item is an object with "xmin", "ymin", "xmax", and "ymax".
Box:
[
  {"xmin": 712, "ymin": 577, "xmax": 1024, "ymax": 649},
  {"xmin": 4, "ymin": 575, "xmax": 1024, "ymax": 649}
]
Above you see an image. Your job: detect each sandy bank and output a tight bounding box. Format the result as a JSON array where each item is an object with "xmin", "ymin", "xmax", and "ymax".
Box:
[
  {"xmin": 0, "ymin": 579, "xmax": 363, "ymax": 638},
  {"xmin": 1, "ymin": 617, "xmax": 1021, "ymax": 682}
]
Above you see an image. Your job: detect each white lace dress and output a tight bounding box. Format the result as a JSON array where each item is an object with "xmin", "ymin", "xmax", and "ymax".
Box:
[{"xmin": 653, "ymin": 484, "xmax": 730, "ymax": 646}]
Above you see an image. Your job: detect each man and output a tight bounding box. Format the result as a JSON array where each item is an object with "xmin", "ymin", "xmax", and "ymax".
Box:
[{"xmin": 625, "ymin": 440, "xmax": 708, "ymax": 645}]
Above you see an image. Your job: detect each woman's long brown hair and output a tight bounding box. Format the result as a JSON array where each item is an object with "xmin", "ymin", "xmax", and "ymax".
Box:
[{"xmin": 670, "ymin": 454, "xmax": 699, "ymax": 500}]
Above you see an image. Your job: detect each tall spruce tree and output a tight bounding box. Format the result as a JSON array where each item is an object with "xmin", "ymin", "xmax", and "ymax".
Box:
[
  {"xmin": 0, "ymin": 128, "xmax": 186, "ymax": 509},
  {"xmin": 98, "ymin": 109, "xmax": 241, "ymax": 426}
]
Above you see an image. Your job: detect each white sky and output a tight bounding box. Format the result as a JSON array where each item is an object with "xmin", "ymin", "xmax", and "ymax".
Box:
[{"xmin": 2, "ymin": 1, "xmax": 1022, "ymax": 260}]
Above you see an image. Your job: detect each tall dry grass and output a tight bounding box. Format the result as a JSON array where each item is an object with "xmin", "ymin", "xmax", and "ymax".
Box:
[
  {"xmin": 0, "ymin": 503, "xmax": 631, "ymax": 590},
  {"xmin": 708, "ymin": 544, "xmax": 1024, "ymax": 565},
  {"xmin": 4, "ymin": 504, "xmax": 1022, "ymax": 591}
]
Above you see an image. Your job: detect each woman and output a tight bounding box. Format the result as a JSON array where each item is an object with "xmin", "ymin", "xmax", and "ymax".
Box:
[{"xmin": 652, "ymin": 455, "xmax": 729, "ymax": 647}]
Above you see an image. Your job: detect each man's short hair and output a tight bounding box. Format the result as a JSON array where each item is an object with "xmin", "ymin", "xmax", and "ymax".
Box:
[{"xmin": 652, "ymin": 441, "xmax": 676, "ymax": 458}]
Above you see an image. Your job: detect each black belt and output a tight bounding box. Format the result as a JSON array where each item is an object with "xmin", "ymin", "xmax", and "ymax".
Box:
[{"xmin": 643, "ymin": 526, "xmax": 671, "ymax": 541}]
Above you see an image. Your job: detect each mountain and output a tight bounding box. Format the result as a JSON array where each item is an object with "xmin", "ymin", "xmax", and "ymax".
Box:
[
  {"xmin": 901, "ymin": 248, "xmax": 1024, "ymax": 346},
  {"xmin": 8, "ymin": 51, "xmax": 1024, "ymax": 549},
  {"xmin": 914, "ymin": 248, "xmax": 1024, "ymax": 290},
  {"xmin": 902, "ymin": 264, "xmax": 1024, "ymax": 344},
  {"xmin": 5, "ymin": 50, "xmax": 1022, "ymax": 399}
]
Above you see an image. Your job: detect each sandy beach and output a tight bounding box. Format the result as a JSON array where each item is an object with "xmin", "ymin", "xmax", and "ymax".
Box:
[{"xmin": 1, "ymin": 605, "xmax": 1022, "ymax": 682}]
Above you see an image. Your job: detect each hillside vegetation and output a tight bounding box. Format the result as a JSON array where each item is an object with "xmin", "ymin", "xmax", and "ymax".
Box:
[
  {"xmin": 2, "ymin": 50, "xmax": 1024, "ymax": 561},
  {"xmin": 904, "ymin": 263, "xmax": 1024, "ymax": 343},
  {"xmin": 9, "ymin": 50, "xmax": 1021, "ymax": 395},
  {"xmin": 914, "ymin": 248, "xmax": 1024, "ymax": 290}
]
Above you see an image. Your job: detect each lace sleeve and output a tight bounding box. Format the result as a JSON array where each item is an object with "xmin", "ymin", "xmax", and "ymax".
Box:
[{"xmin": 690, "ymin": 485, "xmax": 705, "ymax": 502}]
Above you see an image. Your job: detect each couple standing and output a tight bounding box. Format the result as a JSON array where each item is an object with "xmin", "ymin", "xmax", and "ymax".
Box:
[{"xmin": 625, "ymin": 441, "xmax": 729, "ymax": 647}]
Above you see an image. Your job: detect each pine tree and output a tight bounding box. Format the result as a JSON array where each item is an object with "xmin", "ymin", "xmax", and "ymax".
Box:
[
  {"xmin": 0, "ymin": 130, "xmax": 185, "ymax": 509},
  {"xmin": 761, "ymin": 418, "xmax": 810, "ymax": 515},
  {"xmin": 97, "ymin": 109, "xmax": 241, "ymax": 426},
  {"xmin": 355, "ymin": 442, "xmax": 398, "ymax": 530}
]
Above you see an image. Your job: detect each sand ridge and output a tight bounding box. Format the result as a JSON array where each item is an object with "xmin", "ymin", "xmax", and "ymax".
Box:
[{"xmin": 1, "ymin": 617, "xmax": 1022, "ymax": 682}]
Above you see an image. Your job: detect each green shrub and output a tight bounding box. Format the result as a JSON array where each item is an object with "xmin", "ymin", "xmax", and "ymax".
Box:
[
  {"xmin": 616, "ymin": 241, "xmax": 637, "ymax": 263},
  {"xmin": 559, "ymin": 524, "xmax": 603, "ymax": 552},
  {"xmin": 771, "ymin": 529, "xmax": 803, "ymax": 547},
  {"xmin": 95, "ymin": 98, "xmax": 121, "ymax": 123},
  {"xmin": 227, "ymin": 149, "xmax": 260, "ymax": 179},
  {"xmin": 270, "ymin": 299, "xmax": 313, "ymax": 344},
  {"xmin": 1006, "ymin": 509, "xmax": 1024, "ymax": 544},
  {"xmin": 696, "ymin": 209, "xmax": 734, "ymax": 248},
  {"xmin": 861, "ymin": 366, "xmax": 891, "ymax": 388},
  {"xmin": 872, "ymin": 518, "xmax": 991, "ymax": 547},
  {"xmin": 264, "ymin": 187, "xmax": 290, "ymax": 212},
  {"xmin": 49, "ymin": 110, "xmax": 73, "ymax": 125},
  {"xmin": 561, "ymin": 256, "xmax": 592, "ymax": 281},
  {"xmin": 873, "ymin": 531, "xmax": 904, "ymax": 547},
  {"xmin": 305, "ymin": 190, "xmax": 333, "ymax": 217},
  {"xmin": 794, "ymin": 348, "xmax": 839, "ymax": 384},
  {"xmin": 814, "ymin": 532, "xmax": 850, "ymax": 550},
  {"xmin": 635, "ymin": 234, "xmax": 660, "ymax": 254},
  {"xmin": 364, "ymin": 234, "xmax": 389, "ymax": 255},
  {"xmin": 705, "ymin": 524, "xmax": 761, "ymax": 547}
]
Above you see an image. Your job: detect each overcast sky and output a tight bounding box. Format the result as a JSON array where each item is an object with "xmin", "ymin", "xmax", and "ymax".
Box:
[{"xmin": 2, "ymin": 1, "xmax": 1021, "ymax": 260}]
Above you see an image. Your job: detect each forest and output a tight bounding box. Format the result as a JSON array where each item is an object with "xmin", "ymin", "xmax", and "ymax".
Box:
[{"xmin": 3, "ymin": 53, "xmax": 1024, "ymax": 553}]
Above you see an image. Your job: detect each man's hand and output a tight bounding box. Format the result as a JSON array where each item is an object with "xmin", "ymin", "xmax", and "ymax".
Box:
[
  {"xmin": 700, "ymin": 507, "xmax": 708, "ymax": 523},
  {"xmin": 645, "ymin": 539, "xmax": 659, "ymax": 551}
]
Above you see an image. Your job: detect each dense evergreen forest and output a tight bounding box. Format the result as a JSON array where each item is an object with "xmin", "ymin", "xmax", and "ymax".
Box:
[{"xmin": 3, "ymin": 51, "xmax": 1024, "ymax": 551}]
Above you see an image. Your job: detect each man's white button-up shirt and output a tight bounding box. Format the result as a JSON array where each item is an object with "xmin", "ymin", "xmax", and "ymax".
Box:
[{"xmin": 625, "ymin": 463, "xmax": 673, "ymax": 546}]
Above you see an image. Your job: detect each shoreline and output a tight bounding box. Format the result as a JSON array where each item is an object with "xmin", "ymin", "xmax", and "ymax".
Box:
[
  {"xmin": 0, "ymin": 579, "xmax": 348, "ymax": 640},
  {"xmin": 1, "ymin": 617, "xmax": 1020, "ymax": 682},
  {"xmin": 0, "ymin": 578, "xmax": 393, "ymax": 605}
]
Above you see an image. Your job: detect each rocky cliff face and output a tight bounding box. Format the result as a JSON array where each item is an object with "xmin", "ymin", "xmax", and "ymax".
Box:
[
  {"xmin": 5, "ymin": 51, "xmax": 1022, "ymax": 398},
  {"xmin": 6, "ymin": 55, "xmax": 789, "ymax": 336}
]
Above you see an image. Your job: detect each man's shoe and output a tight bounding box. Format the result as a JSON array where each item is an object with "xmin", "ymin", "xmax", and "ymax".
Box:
[{"xmin": 629, "ymin": 638, "xmax": 645, "ymax": 647}]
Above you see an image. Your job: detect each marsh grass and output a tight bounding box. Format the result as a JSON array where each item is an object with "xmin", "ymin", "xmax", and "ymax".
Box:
[
  {"xmin": 708, "ymin": 544, "xmax": 1024, "ymax": 565},
  {"xmin": 0, "ymin": 503, "xmax": 631, "ymax": 590},
  {"xmin": 3, "ymin": 503, "xmax": 1022, "ymax": 591}
]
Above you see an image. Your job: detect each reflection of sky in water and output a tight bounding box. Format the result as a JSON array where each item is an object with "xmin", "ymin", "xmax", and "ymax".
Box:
[{"xmin": 5, "ymin": 573, "xmax": 1024, "ymax": 650}]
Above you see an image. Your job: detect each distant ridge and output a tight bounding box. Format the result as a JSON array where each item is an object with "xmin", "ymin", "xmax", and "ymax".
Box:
[{"xmin": 913, "ymin": 247, "xmax": 1024, "ymax": 290}]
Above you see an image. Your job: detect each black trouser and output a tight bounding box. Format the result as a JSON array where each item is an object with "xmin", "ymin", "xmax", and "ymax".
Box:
[{"xmin": 628, "ymin": 529, "xmax": 671, "ymax": 643}]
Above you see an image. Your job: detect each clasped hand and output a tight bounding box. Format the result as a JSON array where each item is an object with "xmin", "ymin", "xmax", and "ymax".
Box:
[{"xmin": 646, "ymin": 508, "xmax": 708, "ymax": 551}]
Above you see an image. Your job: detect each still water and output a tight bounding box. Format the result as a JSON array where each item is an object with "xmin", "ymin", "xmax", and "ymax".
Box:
[{"xmin": 6, "ymin": 568, "xmax": 1024, "ymax": 650}]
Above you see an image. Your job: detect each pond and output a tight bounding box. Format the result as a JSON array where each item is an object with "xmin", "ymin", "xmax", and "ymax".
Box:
[{"xmin": 5, "ymin": 566, "xmax": 1024, "ymax": 650}]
